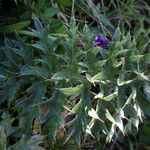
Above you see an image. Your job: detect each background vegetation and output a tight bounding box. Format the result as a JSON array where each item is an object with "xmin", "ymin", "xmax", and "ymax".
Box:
[{"xmin": 0, "ymin": 0, "xmax": 149, "ymax": 149}]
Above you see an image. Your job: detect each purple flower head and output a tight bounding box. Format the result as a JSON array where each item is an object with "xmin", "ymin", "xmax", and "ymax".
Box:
[{"xmin": 94, "ymin": 34, "xmax": 110, "ymax": 49}]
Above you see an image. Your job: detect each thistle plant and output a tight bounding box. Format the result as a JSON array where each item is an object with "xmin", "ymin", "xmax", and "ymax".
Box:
[{"xmin": 0, "ymin": 16, "xmax": 149, "ymax": 149}]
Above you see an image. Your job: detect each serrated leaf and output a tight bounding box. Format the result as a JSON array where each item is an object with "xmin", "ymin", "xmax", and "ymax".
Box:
[
  {"xmin": 51, "ymin": 68, "xmax": 77, "ymax": 81},
  {"xmin": 35, "ymin": 0, "xmax": 45, "ymax": 10},
  {"xmin": 115, "ymin": 114, "xmax": 124, "ymax": 134},
  {"xmin": 32, "ymin": 43, "xmax": 47, "ymax": 53},
  {"xmin": 106, "ymin": 124, "xmax": 116, "ymax": 142},
  {"xmin": 17, "ymin": 82, "xmax": 46, "ymax": 132},
  {"xmin": 131, "ymin": 115, "xmax": 139, "ymax": 129},
  {"xmin": 134, "ymin": 102, "xmax": 143, "ymax": 122},
  {"xmin": 102, "ymin": 87, "xmax": 118, "ymax": 101},
  {"xmin": 99, "ymin": 14, "xmax": 114, "ymax": 28},
  {"xmin": 0, "ymin": 74, "xmax": 6, "ymax": 80},
  {"xmin": 125, "ymin": 122, "xmax": 132, "ymax": 133},
  {"xmin": 20, "ymin": 66, "xmax": 50, "ymax": 79},
  {"xmin": 58, "ymin": 0, "xmax": 72, "ymax": 7},
  {"xmin": 134, "ymin": 71, "xmax": 150, "ymax": 81},
  {"xmin": 41, "ymin": 91, "xmax": 65, "ymax": 139},
  {"xmin": 114, "ymin": 27, "xmax": 121, "ymax": 41},
  {"xmin": 33, "ymin": 18, "xmax": 44, "ymax": 38},
  {"xmin": 0, "ymin": 21, "xmax": 30, "ymax": 33},
  {"xmin": 88, "ymin": 108, "xmax": 103, "ymax": 122},
  {"xmin": 59, "ymin": 85, "xmax": 82, "ymax": 96},
  {"xmin": 86, "ymin": 73, "xmax": 106, "ymax": 85},
  {"xmin": 117, "ymin": 73, "xmax": 135, "ymax": 86},
  {"xmin": 124, "ymin": 87, "xmax": 136, "ymax": 106},
  {"xmin": 8, "ymin": 135, "xmax": 45, "ymax": 150},
  {"xmin": 130, "ymin": 55, "xmax": 144, "ymax": 62},
  {"xmin": 144, "ymin": 82, "xmax": 150, "ymax": 95},
  {"xmin": 105, "ymin": 109, "xmax": 115, "ymax": 124},
  {"xmin": 111, "ymin": 48, "xmax": 131, "ymax": 58},
  {"xmin": 0, "ymin": 126, "xmax": 7, "ymax": 150},
  {"xmin": 96, "ymin": 60, "xmax": 107, "ymax": 67},
  {"xmin": 15, "ymin": 34, "xmax": 34, "ymax": 65},
  {"xmin": 9, "ymin": 47, "xmax": 25, "ymax": 57},
  {"xmin": 44, "ymin": 6, "xmax": 58, "ymax": 19},
  {"xmin": 112, "ymin": 59, "xmax": 122, "ymax": 68},
  {"xmin": 85, "ymin": 125, "xmax": 95, "ymax": 138},
  {"xmin": 94, "ymin": 91, "xmax": 104, "ymax": 99}
]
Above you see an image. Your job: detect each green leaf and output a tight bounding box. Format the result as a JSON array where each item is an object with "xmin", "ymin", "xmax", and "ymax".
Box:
[
  {"xmin": 134, "ymin": 71, "xmax": 150, "ymax": 81},
  {"xmin": 0, "ymin": 114, "xmax": 16, "ymax": 136},
  {"xmin": 33, "ymin": 18, "xmax": 44, "ymax": 37},
  {"xmin": 131, "ymin": 114, "xmax": 140, "ymax": 129},
  {"xmin": 15, "ymin": 34, "xmax": 34, "ymax": 65},
  {"xmin": 9, "ymin": 47, "xmax": 25, "ymax": 57},
  {"xmin": 117, "ymin": 72, "xmax": 135, "ymax": 86},
  {"xmin": 0, "ymin": 77, "xmax": 21, "ymax": 104},
  {"xmin": 85, "ymin": 125, "xmax": 95, "ymax": 138},
  {"xmin": 96, "ymin": 60, "xmax": 107, "ymax": 67},
  {"xmin": 124, "ymin": 86, "xmax": 136, "ymax": 106},
  {"xmin": 58, "ymin": 85, "xmax": 82, "ymax": 97},
  {"xmin": 106, "ymin": 124, "xmax": 116, "ymax": 142},
  {"xmin": 114, "ymin": 113, "xmax": 124, "ymax": 134},
  {"xmin": 102, "ymin": 87, "xmax": 118, "ymax": 101},
  {"xmin": 88, "ymin": 108, "xmax": 103, "ymax": 122},
  {"xmin": 114, "ymin": 27, "xmax": 121, "ymax": 41},
  {"xmin": 137, "ymin": 35, "xmax": 149, "ymax": 50},
  {"xmin": 99, "ymin": 14, "xmax": 114, "ymax": 28},
  {"xmin": 112, "ymin": 59, "xmax": 122, "ymax": 68},
  {"xmin": 144, "ymin": 82, "xmax": 150, "ymax": 96},
  {"xmin": 17, "ymin": 82, "xmax": 46, "ymax": 132},
  {"xmin": 0, "ymin": 126, "xmax": 7, "ymax": 150},
  {"xmin": 20, "ymin": 66, "xmax": 50, "ymax": 79},
  {"xmin": 51, "ymin": 68, "xmax": 78, "ymax": 81},
  {"xmin": 110, "ymin": 48, "xmax": 131, "ymax": 58},
  {"xmin": 35, "ymin": 0, "xmax": 45, "ymax": 10},
  {"xmin": 0, "ymin": 21, "xmax": 30, "ymax": 33},
  {"xmin": 94, "ymin": 91, "xmax": 104, "ymax": 99},
  {"xmin": 133, "ymin": 102, "xmax": 143, "ymax": 122},
  {"xmin": 86, "ymin": 73, "xmax": 106, "ymax": 85},
  {"xmin": 44, "ymin": 6, "xmax": 58, "ymax": 19},
  {"xmin": 0, "ymin": 74, "xmax": 6, "ymax": 80},
  {"xmin": 41, "ymin": 91, "xmax": 65, "ymax": 139},
  {"xmin": 58, "ymin": 0, "xmax": 72, "ymax": 7},
  {"xmin": 105, "ymin": 109, "xmax": 116, "ymax": 124},
  {"xmin": 130, "ymin": 55, "xmax": 144, "ymax": 62},
  {"xmin": 8, "ymin": 135, "xmax": 45, "ymax": 150},
  {"xmin": 65, "ymin": 83, "xmax": 90, "ymax": 144}
]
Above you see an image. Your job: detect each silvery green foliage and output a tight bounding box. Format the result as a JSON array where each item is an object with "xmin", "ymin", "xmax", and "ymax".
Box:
[{"xmin": 0, "ymin": 19, "xmax": 149, "ymax": 148}]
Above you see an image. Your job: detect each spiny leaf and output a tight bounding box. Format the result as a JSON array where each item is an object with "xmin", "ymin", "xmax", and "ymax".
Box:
[
  {"xmin": 134, "ymin": 71, "xmax": 150, "ymax": 81},
  {"xmin": 101, "ymin": 87, "xmax": 118, "ymax": 101},
  {"xmin": 117, "ymin": 72, "xmax": 135, "ymax": 86},
  {"xmin": 0, "ymin": 21, "xmax": 30, "ymax": 33},
  {"xmin": 33, "ymin": 18, "xmax": 44, "ymax": 38},
  {"xmin": 88, "ymin": 108, "xmax": 103, "ymax": 122},
  {"xmin": 58, "ymin": 85, "xmax": 82, "ymax": 97},
  {"xmin": 130, "ymin": 55, "xmax": 144, "ymax": 62},
  {"xmin": 8, "ymin": 135, "xmax": 45, "ymax": 150},
  {"xmin": 86, "ymin": 73, "xmax": 106, "ymax": 84},
  {"xmin": 35, "ymin": 0, "xmax": 45, "ymax": 10},
  {"xmin": 0, "ymin": 126, "xmax": 7, "ymax": 150},
  {"xmin": 44, "ymin": 6, "xmax": 58, "ymax": 19},
  {"xmin": 105, "ymin": 109, "xmax": 116, "ymax": 124},
  {"xmin": 114, "ymin": 27, "xmax": 122, "ymax": 41},
  {"xmin": 124, "ymin": 86, "xmax": 136, "ymax": 106},
  {"xmin": 99, "ymin": 14, "xmax": 114, "ymax": 28},
  {"xmin": 115, "ymin": 113, "xmax": 124, "ymax": 134}
]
